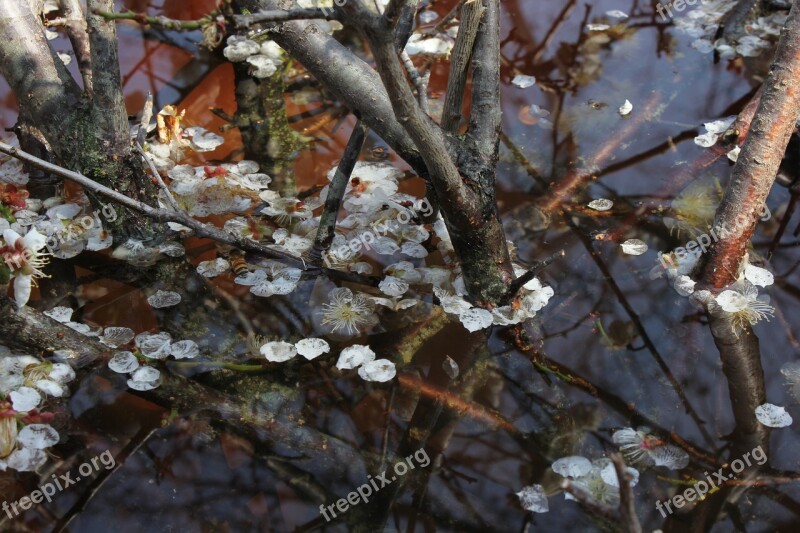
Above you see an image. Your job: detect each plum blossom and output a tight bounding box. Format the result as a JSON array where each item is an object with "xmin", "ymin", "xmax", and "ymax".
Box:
[
  {"xmin": 320, "ymin": 287, "xmax": 378, "ymax": 335},
  {"xmin": 552, "ymin": 456, "xmax": 640, "ymax": 507},
  {"xmin": 612, "ymin": 427, "xmax": 689, "ymax": 469}
]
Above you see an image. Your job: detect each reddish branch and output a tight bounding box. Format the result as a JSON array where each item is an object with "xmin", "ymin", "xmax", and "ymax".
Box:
[
  {"xmin": 700, "ymin": 0, "xmax": 800, "ymax": 289},
  {"xmin": 536, "ymin": 93, "xmax": 661, "ymax": 216}
]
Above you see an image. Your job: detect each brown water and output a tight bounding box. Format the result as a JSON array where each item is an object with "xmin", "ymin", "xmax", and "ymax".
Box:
[{"xmin": 2, "ymin": 0, "xmax": 800, "ymax": 532}]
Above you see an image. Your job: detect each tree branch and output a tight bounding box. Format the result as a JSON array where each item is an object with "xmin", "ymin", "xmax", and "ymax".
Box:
[
  {"xmin": 59, "ymin": 0, "xmax": 93, "ymax": 93},
  {"xmin": 311, "ymin": 120, "xmax": 368, "ymax": 263},
  {"xmin": 699, "ymin": 0, "xmax": 800, "ymax": 289},
  {"xmin": 86, "ymin": 0, "xmax": 129, "ymax": 152},
  {"xmin": 233, "ymin": 8, "xmax": 342, "ymax": 28},
  {"xmin": 467, "ymin": 0, "xmax": 501, "ymax": 160},
  {"xmin": 0, "ymin": 141, "xmax": 379, "ymax": 287},
  {"xmin": 441, "ymin": 0, "xmax": 484, "ymax": 133},
  {"xmin": 0, "ymin": 1, "xmax": 84, "ymax": 151}
]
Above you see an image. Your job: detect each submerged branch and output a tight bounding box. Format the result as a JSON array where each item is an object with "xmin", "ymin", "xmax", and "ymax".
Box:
[{"xmin": 311, "ymin": 120, "xmax": 368, "ymax": 264}]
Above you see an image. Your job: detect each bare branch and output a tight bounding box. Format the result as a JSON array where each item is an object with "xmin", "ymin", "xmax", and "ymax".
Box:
[
  {"xmin": 612, "ymin": 454, "xmax": 642, "ymax": 533},
  {"xmin": 467, "ymin": 0, "xmax": 501, "ymax": 159},
  {"xmin": 400, "ymin": 51, "xmax": 429, "ymax": 114},
  {"xmin": 0, "ymin": 1, "xmax": 83, "ymax": 151},
  {"xmin": 233, "ymin": 8, "xmax": 341, "ymax": 28},
  {"xmin": 134, "ymin": 142, "xmax": 180, "ymax": 212},
  {"xmin": 58, "ymin": 0, "xmax": 93, "ymax": 93},
  {"xmin": 441, "ymin": 0, "xmax": 484, "ymax": 133},
  {"xmin": 311, "ymin": 121, "xmax": 368, "ymax": 263},
  {"xmin": 86, "ymin": 0, "xmax": 129, "ymax": 151}
]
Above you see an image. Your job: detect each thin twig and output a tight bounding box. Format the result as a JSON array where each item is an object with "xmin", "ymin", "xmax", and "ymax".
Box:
[
  {"xmin": 400, "ymin": 51, "xmax": 430, "ymax": 114},
  {"xmin": 59, "ymin": 0, "xmax": 93, "ymax": 94},
  {"xmin": 136, "ymin": 91, "xmax": 153, "ymax": 146},
  {"xmin": 612, "ymin": 454, "xmax": 642, "ymax": 533},
  {"xmin": 133, "ymin": 142, "xmax": 180, "ymax": 212},
  {"xmin": 92, "ymin": 9, "xmax": 212, "ymax": 30},
  {"xmin": 311, "ymin": 120, "xmax": 368, "ymax": 263},
  {"xmin": 0, "ymin": 141, "xmax": 378, "ymax": 287},
  {"xmin": 500, "ymin": 249, "xmax": 564, "ymax": 305},
  {"xmin": 560, "ymin": 479, "xmax": 617, "ymax": 521},
  {"xmin": 233, "ymin": 8, "xmax": 341, "ymax": 28}
]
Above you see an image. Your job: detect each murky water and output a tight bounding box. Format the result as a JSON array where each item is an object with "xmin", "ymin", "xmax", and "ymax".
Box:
[{"xmin": 2, "ymin": 0, "xmax": 800, "ymax": 531}]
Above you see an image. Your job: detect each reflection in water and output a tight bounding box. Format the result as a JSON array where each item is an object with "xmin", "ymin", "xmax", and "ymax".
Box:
[{"xmin": 1, "ymin": 0, "xmax": 800, "ymax": 532}]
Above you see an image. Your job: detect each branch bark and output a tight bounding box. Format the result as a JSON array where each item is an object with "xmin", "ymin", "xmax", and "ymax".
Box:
[
  {"xmin": 700, "ymin": 0, "xmax": 800, "ymax": 289},
  {"xmin": 441, "ymin": 0, "xmax": 484, "ymax": 133},
  {"xmin": 358, "ymin": 9, "xmax": 514, "ymax": 303}
]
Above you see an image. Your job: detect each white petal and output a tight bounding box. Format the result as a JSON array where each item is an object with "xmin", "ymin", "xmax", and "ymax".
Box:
[
  {"xmin": 588, "ymin": 199, "xmax": 614, "ymax": 211},
  {"xmin": 34, "ymin": 379, "xmax": 65, "ymax": 397},
  {"xmin": 147, "ymin": 290, "xmax": 182, "ymax": 308},
  {"xmin": 650, "ymin": 445, "xmax": 690, "ymax": 469},
  {"xmin": 10, "ymin": 387, "xmax": 42, "ymax": 412},
  {"xmin": 755, "ymin": 403, "xmax": 792, "ymax": 428},
  {"xmin": 260, "ymin": 341, "xmax": 297, "ymax": 362},
  {"xmin": 197, "ymin": 258, "xmax": 231, "ymax": 278},
  {"xmin": 621, "ymin": 239, "xmax": 648, "ymax": 255},
  {"xmin": 744, "ymin": 264, "xmax": 774, "ymax": 287},
  {"xmin": 17, "ymin": 424, "xmax": 59, "ymax": 449},
  {"xmin": 100, "ymin": 327, "xmax": 136, "ymax": 348},
  {"xmin": 694, "ymin": 131, "xmax": 719, "ymax": 148},
  {"xmin": 716, "ymin": 290, "xmax": 747, "ymax": 312},
  {"xmin": 727, "ymin": 145, "xmax": 741, "ymax": 162},
  {"xmin": 108, "ymin": 351, "xmax": 140, "ymax": 374},
  {"xmin": 48, "ymin": 363, "xmax": 75, "ymax": 383},
  {"xmin": 379, "ymin": 276, "xmax": 409, "ymax": 297},
  {"xmin": 7, "ymin": 447, "xmax": 47, "ymax": 471},
  {"xmin": 127, "ymin": 377, "xmax": 160, "ymax": 391},
  {"xmin": 22, "ymin": 228, "xmax": 47, "ymax": 251},
  {"xmin": 13, "ymin": 275, "xmax": 33, "ymax": 307},
  {"xmin": 295, "ymin": 338, "xmax": 330, "ymax": 360},
  {"xmin": 442, "ymin": 356, "xmax": 459, "ymax": 379},
  {"xmin": 673, "ymin": 275, "xmax": 696, "ymax": 296},
  {"xmin": 44, "ymin": 306, "xmax": 74, "ymax": 323},
  {"xmin": 619, "ymin": 100, "xmax": 633, "ymax": 116},
  {"xmin": 169, "ymin": 340, "xmax": 200, "ymax": 359},
  {"xmin": 130, "ymin": 365, "xmax": 160, "ymax": 382},
  {"xmin": 512, "ymin": 75, "xmax": 536, "ymax": 88},
  {"xmin": 400, "ymin": 241, "xmax": 428, "ymax": 258},
  {"xmin": 551, "ymin": 456, "xmax": 593, "ymax": 478},
  {"xmin": 516, "ymin": 484, "xmax": 549, "ymax": 513},
  {"xmin": 135, "ymin": 332, "xmax": 173, "ymax": 359},
  {"xmin": 357, "ymin": 359, "xmax": 396, "ymax": 382},
  {"xmin": 600, "ymin": 462, "xmax": 639, "ymax": 488},
  {"xmin": 336, "ymin": 345, "xmax": 376, "ymax": 370},
  {"xmin": 458, "ymin": 308, "xmax": 493, "ymax": 332},
  {"xmin": 3, "ymin": 229, "xmax": 21, "ymax": 247}
]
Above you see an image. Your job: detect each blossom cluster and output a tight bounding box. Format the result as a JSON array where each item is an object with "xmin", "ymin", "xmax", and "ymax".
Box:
[
  {"xmin": 0, "ymin": 345, "xmax": 75, "ymax": 472},
  {"xmin": 673, "ymin": 0, "xmax": 788, "ymax": 58}
]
